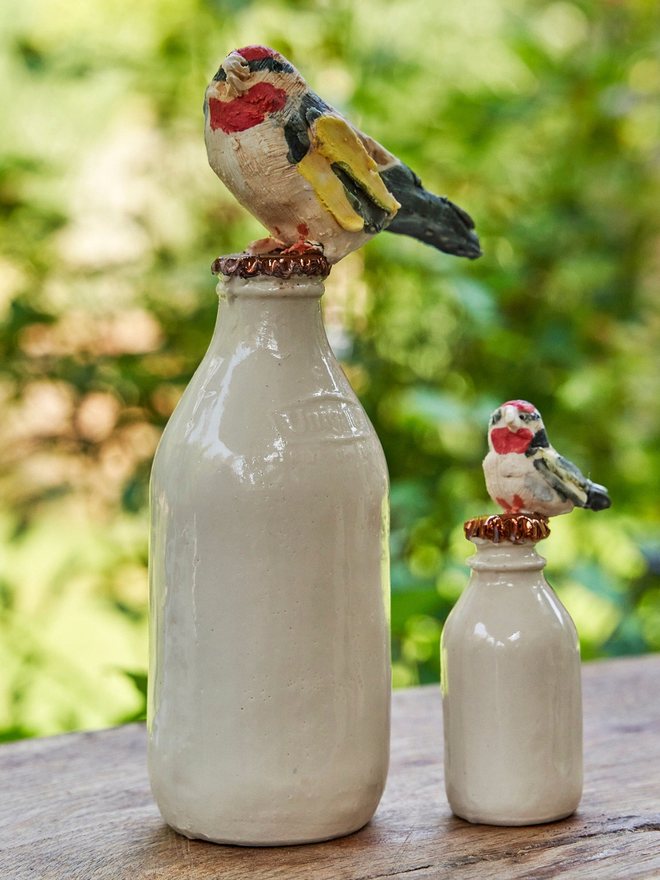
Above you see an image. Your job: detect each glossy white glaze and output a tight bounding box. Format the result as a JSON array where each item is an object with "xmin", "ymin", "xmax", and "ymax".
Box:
[
  {"xmin": 441, "ymin": 538, "xmax": 583, "ymax": 826},
  {"xmin": 148, "ymin": 273, "xmax": 391, "ymax": 846}
]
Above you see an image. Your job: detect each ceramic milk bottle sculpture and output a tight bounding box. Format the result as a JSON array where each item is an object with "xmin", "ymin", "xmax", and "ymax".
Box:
[
  {"xmin": 441, "ymin": 400, "xmax": 611, "ymax": 825},
  {"xmin": 148, "ymin": 253, "xmax": 391, "ymax": 845}
]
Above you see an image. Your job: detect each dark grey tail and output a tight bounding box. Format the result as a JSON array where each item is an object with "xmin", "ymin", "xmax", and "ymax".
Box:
[
  {"xmin": 380, "ymin": 162, "xmax": 482, "ymax": 260},
  {"xmin": 585, "ymin": 481, "xmax": 611, "ymax": 511}
]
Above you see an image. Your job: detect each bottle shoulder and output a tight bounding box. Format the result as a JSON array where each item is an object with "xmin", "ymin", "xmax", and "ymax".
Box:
[
  {"xmin": 443, "ymin": 576, "xmax": 579, "ymax": 652},
  {"xmin": 152, "ymin": 347, "xmax": 388, "ymax": 496}
]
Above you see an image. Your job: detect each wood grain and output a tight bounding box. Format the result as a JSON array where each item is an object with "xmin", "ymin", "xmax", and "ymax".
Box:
[{"xmin": 1, "ymin": 655, "xmax": 660, "ymax": 879}]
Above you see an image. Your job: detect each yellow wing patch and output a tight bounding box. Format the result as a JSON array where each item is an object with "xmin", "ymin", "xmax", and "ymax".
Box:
[
  {"xmin": 297, "ymin": 149, "xmax": 365, "ymax": 232},
  {"xmin": 297, "ymin": 115, "xmax": 400, "ymax": 232}
]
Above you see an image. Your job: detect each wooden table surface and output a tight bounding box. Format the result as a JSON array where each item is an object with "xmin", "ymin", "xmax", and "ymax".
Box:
[{"xmin": 2, "ymin": 655, "xmax": 660, "ymax": 880}]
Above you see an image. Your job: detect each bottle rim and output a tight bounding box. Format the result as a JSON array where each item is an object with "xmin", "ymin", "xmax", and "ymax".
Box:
[
  {"xmin": 464, "ymin": 513, "xmax": 550, "ymax": 545},
  {"xmin": 212, "ymin": 252, "xmax": 330, "ymax": 280}
]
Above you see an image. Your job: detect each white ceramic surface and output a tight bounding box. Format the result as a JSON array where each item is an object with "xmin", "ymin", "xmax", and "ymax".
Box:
[
  {"xmin": 148, "ymin": 273, "xmax": 391, "ymax": 846},
  {"xmin": 441, "ymin": 538, "xmax": 583, "ymax": 826}
]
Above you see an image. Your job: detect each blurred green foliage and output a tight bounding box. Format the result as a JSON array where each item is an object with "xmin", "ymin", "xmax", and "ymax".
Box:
[{"xmin": 0, "ymin": 0, "xmax": 659, "ymax": 738}]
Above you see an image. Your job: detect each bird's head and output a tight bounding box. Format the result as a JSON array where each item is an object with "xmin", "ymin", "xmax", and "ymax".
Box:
[
  {"xmin": 204, "ymin": 46, "xmax": 306, "ymax": 134},
  {"xmin": 488, "ymin": 400, "xmax": 546, "ymax": 454}
]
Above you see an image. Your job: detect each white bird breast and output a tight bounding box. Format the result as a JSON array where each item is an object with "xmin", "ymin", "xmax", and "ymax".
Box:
[{"xmin": 204, "ymin": 115, "xmax": 372, "ymax": 262}]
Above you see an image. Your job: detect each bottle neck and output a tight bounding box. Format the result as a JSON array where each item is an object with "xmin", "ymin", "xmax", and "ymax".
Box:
[
  {"xmin": 467, "ymin": 538, "xmax": 547, "ymax": 573},
  {"xmin": 212, "ymin": 274, "xmax": 328, "ymax": 359}
]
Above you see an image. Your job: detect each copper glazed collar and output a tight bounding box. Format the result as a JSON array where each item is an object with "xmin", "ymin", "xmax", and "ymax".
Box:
[
  {"xmin": 212, "ymin": 252, "xmax": 331, "ymax": 279},
  {"xmin": 464, "ymin": 513, "xmax": 551, "ymax": 544}
]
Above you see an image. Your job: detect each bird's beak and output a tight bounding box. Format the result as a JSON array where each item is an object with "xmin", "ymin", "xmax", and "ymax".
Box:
[
  {"xmin": 503, "ymin": 405, "xmax": 518, "ymax": 430},
  {"xmin": 224, "ymin": 52, "xmax": 251, "ymax": 97}
]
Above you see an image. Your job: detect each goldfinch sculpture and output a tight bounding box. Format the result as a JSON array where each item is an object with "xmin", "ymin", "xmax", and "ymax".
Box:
[
  {"xmin": 484, "ymin": 400, "xmax": 611, "ymax": 518},
  {"xmin": 204, "ymin": 45, "xmax": 482, "ymax": 264}
]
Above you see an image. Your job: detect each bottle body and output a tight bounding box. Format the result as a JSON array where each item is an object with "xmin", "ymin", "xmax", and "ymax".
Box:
[
  {"xmin": 148, "ymin": 274, "xmax": 391, "ymax": 845},
  {"xmin": 441, "ymin": 539, "xmax": 582, "ymax": 826}
]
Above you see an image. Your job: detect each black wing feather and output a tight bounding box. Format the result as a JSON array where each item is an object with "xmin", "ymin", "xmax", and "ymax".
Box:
[
  {"xmin": 330, "ymin": 163, "xmax": 390, "ymax": 234},
  {"xmin": 380, "ymin": 162, "xmax": 482, "ymax": 259},
  {"xmin": 283, "ymin": 92, "xmax": 329, "ymax": 165}
]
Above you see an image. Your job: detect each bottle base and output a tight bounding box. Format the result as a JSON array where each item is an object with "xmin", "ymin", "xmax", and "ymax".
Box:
[
  {"xmin": 166, "ymin": 816, "xmax": 371, "ymax": 847},
  {"xmin": 451, "ymin": 806, "xmax": 578, "ymax": 827}
]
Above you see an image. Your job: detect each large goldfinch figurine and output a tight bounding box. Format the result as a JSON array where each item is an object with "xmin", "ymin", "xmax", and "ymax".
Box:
[
  {"xmin": 484, "ymin": 400, "xmax": 611, "ymax": 518},
  {"xmin": 204, "ymin": 46, "xmax": 482, "ymax": 264}
]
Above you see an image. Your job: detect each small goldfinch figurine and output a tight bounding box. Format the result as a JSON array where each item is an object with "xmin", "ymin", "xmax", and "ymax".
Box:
[
  {"xmin": 204, "ymin": 45, "xmax": 482, "ymax": 264},
  {"xmin": 483, "ymin": 400, "xmax": 611, "ymax": 517}
]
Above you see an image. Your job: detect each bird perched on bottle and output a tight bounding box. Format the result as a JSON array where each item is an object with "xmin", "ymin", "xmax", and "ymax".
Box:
[
  {"xmin": 203, "ymin": 45, "xmax": 482, "ymax": 264},
  {"xmin": 483, "ymin": 400, "xmax": 611, "ymax": 518}
]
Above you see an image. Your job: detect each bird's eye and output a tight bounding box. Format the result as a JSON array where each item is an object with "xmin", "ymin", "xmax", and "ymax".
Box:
[{"xmin": 490, "ymin": 409, "xmax": 502, "ymax": 425}]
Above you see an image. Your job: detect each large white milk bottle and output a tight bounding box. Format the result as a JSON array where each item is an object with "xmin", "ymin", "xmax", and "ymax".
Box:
[
  {"xmin": 441, "ymin": 514, "xmax": 582, "ymax": 825},
  {"xmin": 148, "ymin": 254, "xmax": 391, "ymax": 846}
]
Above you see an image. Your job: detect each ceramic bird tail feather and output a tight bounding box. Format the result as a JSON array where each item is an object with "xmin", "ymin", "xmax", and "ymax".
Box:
[
  {"xmin": 483, "ymin": 400, "xmax": 611, "ymax": 518},
  {"xmin": 204, "ymin": 46, "xmax": 482, "ymax": 264}
]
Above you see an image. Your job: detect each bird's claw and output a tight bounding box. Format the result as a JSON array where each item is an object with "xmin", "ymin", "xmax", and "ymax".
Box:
[
  {"xmin": 280, "ymin": 240, "xmax": 324, "ymax": 256},
  {"xmin": 245, "ymin": 238, "xmax": 324, "ymax": 258},
  {"xmin": 246, "ymin": 237, "xmax": 287, "ymax": 256}
]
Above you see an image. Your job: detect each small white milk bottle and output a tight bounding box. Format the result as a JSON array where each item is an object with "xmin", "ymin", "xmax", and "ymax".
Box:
[
  {"xmin": 441, "ymin": 514, "xmax": 583, "ymax": 826},
  {"xmin": 148, "ymin": 253, "xmax": 391, "ymax": 846}
]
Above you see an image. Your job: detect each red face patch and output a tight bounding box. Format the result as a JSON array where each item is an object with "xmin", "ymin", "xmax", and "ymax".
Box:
[
  {"xmin": 502, "ymin": 399, "xmax": 536, "ymax": 413},
  {"xmin": 236, "ymin": 45, "xmax": 278, "ymax": 61},
  {"xmin": 209, "ymin": 82, "xmax": 287, "ymax": 133},
  {"xmin": 491, "ymin": 426, "xmax": 533, "ymax": 454}
]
